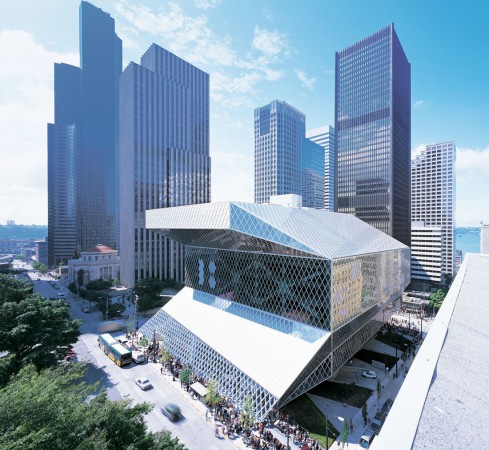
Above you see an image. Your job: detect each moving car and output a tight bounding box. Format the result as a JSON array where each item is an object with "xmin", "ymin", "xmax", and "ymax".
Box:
[
  {"xmin": 362, "ymin": 370, "xmax": 377, "ymax": 379},
  {"xmin": 161, "ymin": 403, "xmax": 180, "ymax": 422},
  {"xmin": 135, "ymin": 377, "xmax": 152, "ymax": 390}
]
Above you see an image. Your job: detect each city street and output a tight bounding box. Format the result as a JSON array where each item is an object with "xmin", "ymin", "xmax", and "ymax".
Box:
[{"xmin": 31, "ymin": 277, "xmax": 235, "ymax": 450}]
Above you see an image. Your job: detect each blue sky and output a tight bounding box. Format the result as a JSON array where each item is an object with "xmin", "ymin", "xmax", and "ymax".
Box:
[{"xmin": 1, "ymin": 0, "xmax": 488, "ymax": 226}]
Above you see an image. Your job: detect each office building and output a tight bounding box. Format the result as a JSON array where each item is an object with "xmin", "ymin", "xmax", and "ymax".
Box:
[
  {"xmin": 411, "ymin": 142, "xmax": 456, "ymax": 283},
  {"xmin": 301, "ymin": 138, "xmax": 325, "ymax": 209},
  {"xmin": 140, "ymin": 201, "xmax": 410, "ymax": 419},
  {"xmin": 335, "ymin": 24, "xmax": 411, "ymax": 246},
  {"xmin": 481, "ymin": 224, "xmax": 489, "ymax": 254},
  {"xmin": 254, "ymin": 100, "xmax": 305, "ymax": 204},
  {"xmin": 307, "ymin": 126, "xmax": 335, "ymax": 211},
  {"xmin": 119, "ymin": 44, "xmax": 210, "ymax": 288},
  {"xmin": 48, "ymin": 1, "xmax": 121, "ymax": 266},
  {"xmin": 35, "ymin": 238, "xmax": 48, "ymax": 266}
]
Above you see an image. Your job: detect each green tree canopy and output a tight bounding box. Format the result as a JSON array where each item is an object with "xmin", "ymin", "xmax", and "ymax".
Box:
[
  {"xmin": 341, "ymin": 417, "xmax": 349, "ymax": 444},
  {"xmin": 429, "ymin": 289, "xmax": 447, "ymax": 309},
  {"xmin": 0, "ymin": 295, "xmax": 80, "ymax": 372},
  {"xmin": 0, "ymin": 273, "xmax": 33, "ymax": 303},
  {"xmin": 179, "ymin": 368, "xmax": 192, "ymax": 386},
  {"xmin": 240, "ymin": 394, "xmax": 256, "ymax": 431},
  {"xmin": 85, "ymin": 278, "xmax": 113, "ymax": 291},
  {"xmin": 204, "ymin": 379, "xmax": 222, "ymax": 408},
  {"xmin": 0, "ymin": 274, "xmax": 80, "ymax": 384},
  {"xmin": 0, "ymin": 364, "xmax": 186, "ymax": 450}
]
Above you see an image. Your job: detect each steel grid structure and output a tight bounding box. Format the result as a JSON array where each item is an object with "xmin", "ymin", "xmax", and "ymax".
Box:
[{"xmin": 140, "ymin": 201, "xmax": 410, "ymax": 419}]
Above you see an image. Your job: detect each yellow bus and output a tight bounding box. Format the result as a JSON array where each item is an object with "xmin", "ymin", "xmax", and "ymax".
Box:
[{"xmin": 97, "ymin": 333, "xmax": 132, "ymax": 366}]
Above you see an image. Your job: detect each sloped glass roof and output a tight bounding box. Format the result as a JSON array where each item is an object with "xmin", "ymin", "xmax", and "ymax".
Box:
[{"xmin": 146, "ymin": 201, "xmax": 407, "ymax": 259}]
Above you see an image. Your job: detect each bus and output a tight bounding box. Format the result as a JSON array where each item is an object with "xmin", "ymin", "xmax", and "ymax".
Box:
[{"xmin": 97, "ymin": 333, "xmax": 132, "ymax": 366}]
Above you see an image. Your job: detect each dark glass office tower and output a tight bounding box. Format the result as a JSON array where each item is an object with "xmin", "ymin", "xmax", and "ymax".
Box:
[
  {"xmin": 78, "ymin": 1, "xmax": 122, "ymax": 252},
  {"xmin": 48, "ymin": 64, "xmax": 81, "ymax": 266},
  {"xmin": 48, "ymin": 2, "xmax": 121, "ymax": 266},
  {"xmin": 335, "ymin": 24, "xmax": 411, "ymax": 246}
]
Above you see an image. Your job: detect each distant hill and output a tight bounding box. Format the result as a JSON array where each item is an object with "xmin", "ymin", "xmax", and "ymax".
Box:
[{"xmin": 0, "ymin": 225, "xmax": 48, "ymax": 240}]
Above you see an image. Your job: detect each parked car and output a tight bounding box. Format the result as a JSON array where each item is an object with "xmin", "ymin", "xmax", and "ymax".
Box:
[
  {"xmin": 135, "ymin": 377, "xmax": 152, "ymax": 390},
  {"xmin": 82, "ymin": 306, "xmax": 91, "ymax": 313},
  {"xmin": 161, "ymin": 403, "xmax": 180, "ymax": 422},
  {"xmin": 359, "ymin": 432, "xmax": 376, "ymax": 449},
  {"xmin": 132, "ymin": 351, "xmax": 145, "ymax": 364},
  {"xmin": 381, "ymin": 398, "xmax": 394, "ymax": 414},
  {"xmin": 362, "ymin": 370, "xmax": 377, "ymax": 379},
  {"xmin": 371, "ymin": 411, "xmax": 387, "ymax": 434}
]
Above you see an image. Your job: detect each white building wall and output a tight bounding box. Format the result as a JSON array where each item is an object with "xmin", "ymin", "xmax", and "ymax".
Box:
[{"xmin": 411, "ymin": 142, "xmax": 455, "ymax": 281}]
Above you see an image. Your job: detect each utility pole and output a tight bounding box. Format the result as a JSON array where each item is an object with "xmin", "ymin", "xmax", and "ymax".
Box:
[
  {"xmin": 106, "ymin": 295, "xmax": 109, "ymax": 319},
  {"xmin": 286, "ymin": 414, "xmax": 289, "ymax": 450},
  {"xmin": 325, "ymin": 414, "xmax": 329, "ymax": 449},
  {"xmin": 395, "ymin": 346, "xmax": 398, "ymax": 378}
]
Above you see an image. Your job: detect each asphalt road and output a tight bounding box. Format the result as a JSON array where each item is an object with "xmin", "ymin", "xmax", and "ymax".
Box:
[{"xmin": 31, "ymin": 276, "xmax": 234, "ymax": 450}]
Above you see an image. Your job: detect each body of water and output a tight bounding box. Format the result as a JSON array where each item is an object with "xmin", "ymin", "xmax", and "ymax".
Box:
[{"xmin": 455, "ymin": 228, "xmax": 480, "ymax": 257}]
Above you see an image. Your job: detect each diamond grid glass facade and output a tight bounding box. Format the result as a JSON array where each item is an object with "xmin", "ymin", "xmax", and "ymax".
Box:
[
  {"xmin": 335, "ymin": 24, "xmax": 411, "ymax": 247},
  {"xmin": 140, "ymin": 202, "xmax": 410, "ymax": 419}
]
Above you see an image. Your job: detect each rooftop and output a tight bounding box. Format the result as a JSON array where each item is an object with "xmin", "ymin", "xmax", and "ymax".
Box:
[
  {"xmin": 146, "ymin": 201, "xmax": 408, "ymax": 260},
  {"xmin": 155, "ymin": 287, "xmax": 329, "ymax": 398},
  {"xmin": 83, "ymin": 244, "xmax": 117, "ymax": 254},
  {"xmin": 372, "ymin": 253, "xmax": 489, "ymax": 449}
]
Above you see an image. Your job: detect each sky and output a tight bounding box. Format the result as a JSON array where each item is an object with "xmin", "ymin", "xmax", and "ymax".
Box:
[{"xmin": 1, "ymin": 0, "xmax": 488, "ymax": 226}]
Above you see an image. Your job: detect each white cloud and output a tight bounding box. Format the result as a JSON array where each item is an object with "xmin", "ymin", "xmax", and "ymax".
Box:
[
  {"xmin": 114, "ymin": 2, "xmax": 289, "ymax": 105},
  {"xmin": 411, "ymin": 143, "xmax": 426, "ymax": 159},
  {"xmin": 194, "ymin": 0, "xmax": 222, "ymax": 10},
  {"xmin": 0, "ymin": 29, "xmax": 78, "ymax": 224},
  {"xmin": 413, "ymin": 100, "xmax": 425, "ymax": 108},
  {"xmin": 294, "ymin": 69, "xmax": 316, "ymax": 90},
  {"xmin": 252, "ymin": 26, "xmax": 289, "ymax": 60}
]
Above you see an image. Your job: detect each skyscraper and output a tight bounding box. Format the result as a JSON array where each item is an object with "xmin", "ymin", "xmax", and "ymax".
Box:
[
  {"xmin": 254, "ymin": 100, "xmax": 305, "ymax": 204},
  {"xmin": 48, "ymin": 1, "xmax": 121, "ymax": 267},
  {"xmin": 335, "ymin": 24, "xmax": 411, "ymax": 246},
  {"xmin": 411, "ymin": 142, "xmax": 456, "ymax": 283},
  {"xmin": 301, "ymin": 138, "xmax": 325, "ymax": 209},
  {"xmin": 119, "ymin": 44, "xmax": 210, "ymax": 288},
  {"xmin": 307, "ymin": 126, "xmax": 335, "ymax": 211}
]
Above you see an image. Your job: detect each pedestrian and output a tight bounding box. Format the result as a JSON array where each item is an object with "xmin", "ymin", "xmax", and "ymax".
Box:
[
  {"xmin": 160, "ymin": 366, "xmax": 163, "ymax": 374},
  {"xmin": 206, "ymin": 408, "xmax": 210, "ymax": 421},
  {"xmin": 215, "ymin": 424, "xmax": 220, "ymax": 438}
]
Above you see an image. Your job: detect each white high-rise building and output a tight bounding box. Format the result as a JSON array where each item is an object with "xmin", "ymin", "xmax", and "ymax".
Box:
[
  {"xmin": 119, "ymin": 45, "xmax": 210, "ymax": 288},
  {"xmin": 411, "ymin": 142, "xmax": 456, "ymax": 283},
  {"xmin": 254, "ymin": 100, "xmax": 305, "ymax": 204},
  {"xmin": 481, "ymin": 224, "xmax": 489, "ymax": 254},
  {"xmin": 306, "ymin": 126, "xmax": 335, "ymax": 211}
]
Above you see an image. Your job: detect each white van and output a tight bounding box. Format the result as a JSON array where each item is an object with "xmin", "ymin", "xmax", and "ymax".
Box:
[{"xmin": 132, "ymin": 351, "xmax": 145, "ymax": 364}]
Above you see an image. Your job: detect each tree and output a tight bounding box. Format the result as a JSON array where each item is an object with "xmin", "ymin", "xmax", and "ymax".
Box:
[
  {"xmin": 362, "ymin": 403, "xmax": 368, "ymax": 425},
  {"xmin": 0, "ymin": 295, "xmax": 80, "ymax": 376},
  {"xmin": 240, "ymin": 394, "xmax": 256, "ymax": 431},
  {"xmin": 107, "ymin": 301, "xmax": 125, "ymax": 319},
  {"xmin": 152, "ymin": 430, "xmax": 187, "ymax": 450},
  {"xmin": 429, "ymin": 289, "xmax": 446, "ymax": 310},
  {"xmin": 0, "ymin": 363, "xmax": 186, "ymax": 450},
  {"xmin": 85, "ymin": 278, "xmax": 112, "ymax": 291},
  {"xmin": 0, "ymin": 273, "xmax": 33, "ymax": 303},
  {"xmin": 138, "ymin": 292, "xmax": 158, "ymax": 313},
  {"xmin": 341, "ymin": 417, "xmax": 349, "ymax": 447},
  {"xmin": 179, "ymin": 368, "xmax": 192, "ymax": 387},
  {"xmin": 32, "ymin": 261, "xmax": 48, "ymax": 274},
  {"xmin": 159, "ymin": 348, "xmax": 172, "ymax": 365},
  {"xmin": 204, "ymin": 379, "xmax": 222, "ymax": 408}
]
